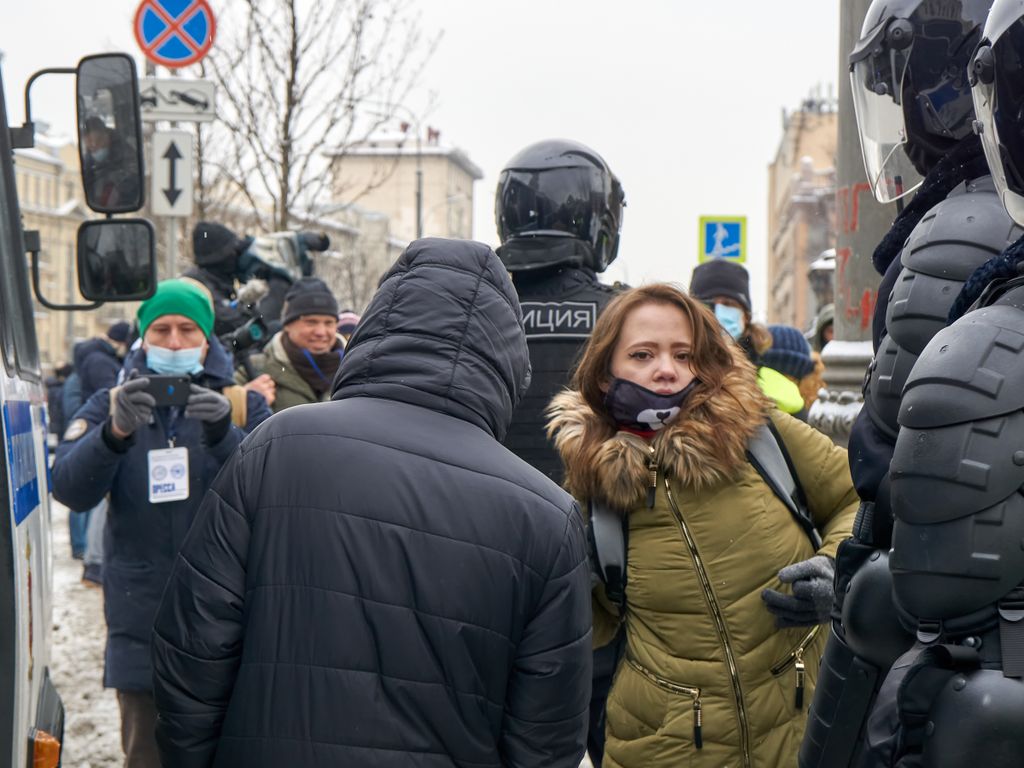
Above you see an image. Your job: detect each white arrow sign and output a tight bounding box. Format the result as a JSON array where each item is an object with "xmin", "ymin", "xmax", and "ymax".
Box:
[
  {"xmin": 151, "ymin": 131, "xmax": 194, "ymax": 217},
  {"xmin": 140, "ymin": 78, "xmax": 216, "ymax": 122}
]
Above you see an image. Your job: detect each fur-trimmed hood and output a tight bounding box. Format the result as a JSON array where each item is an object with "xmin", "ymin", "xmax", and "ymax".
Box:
[{"xmin": 547, "ymin": 363, "xmax": 771, "ymax": 510}]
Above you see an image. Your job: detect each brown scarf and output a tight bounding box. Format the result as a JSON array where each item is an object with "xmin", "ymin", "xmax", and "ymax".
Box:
[{"xmin": 281, "ymin": 333, "xmax": 344, "ymax": 398}]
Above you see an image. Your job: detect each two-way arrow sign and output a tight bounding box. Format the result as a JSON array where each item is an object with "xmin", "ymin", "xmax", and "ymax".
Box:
[
  {"xmin": 152, "ymin": 130, "xmax": 193, "ymax": 217},
  {"xmin": 162, "ymin": 142, "xmax": 183, "ymax": 207}
]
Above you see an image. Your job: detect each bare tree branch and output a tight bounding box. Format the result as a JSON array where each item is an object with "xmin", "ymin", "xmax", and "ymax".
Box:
[{"xmin": 192, "ymin": 0, "xmax": 438, "ymax": 235}]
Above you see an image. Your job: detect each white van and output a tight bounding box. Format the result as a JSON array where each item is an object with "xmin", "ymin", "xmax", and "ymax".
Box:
[{"xmin": 0, "ymin": 52, "xmax": 155, "ymax": 768}]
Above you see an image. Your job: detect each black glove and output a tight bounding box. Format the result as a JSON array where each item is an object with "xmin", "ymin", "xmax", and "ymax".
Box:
[
  {"xmin": 109, "ymin": 376, "xmax": 155, "ymax": 437},
  {"xmin": 184, "ymin": 384, "xmax": 232, "ymax": 444},
  {"xmin": 761, "ymin": 555, "xmax": 835, "ymax": 628}
]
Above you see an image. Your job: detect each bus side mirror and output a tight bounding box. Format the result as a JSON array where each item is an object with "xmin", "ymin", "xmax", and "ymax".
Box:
[
  {"xmin": 76, "ymin": 54, "xmax": 145, "ymax": 214},
  {"xmin": 77, "ymin": 220, "xmax": 156, "ymax": 302}
]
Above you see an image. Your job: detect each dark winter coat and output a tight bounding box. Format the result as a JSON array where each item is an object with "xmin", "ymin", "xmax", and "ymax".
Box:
[
  {"xmin": 45, "ymin": 376, "xmax": 66, "ymax": 436},
  {"xmin": 61, "ymin": 371, "xmax": 83, "ymax": 423},
  {"xmin": 51, "ymin": 338, "xmax": 271, "ymax": 692},
  {"xmin": 73, "ymin": 337, "xmax": 123, "ymax": 402},
  {"xmin": 151, "ymin": 238, "xmax": 593, "ymax": 768}
]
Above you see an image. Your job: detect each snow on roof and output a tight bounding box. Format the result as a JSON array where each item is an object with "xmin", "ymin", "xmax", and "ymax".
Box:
[
  {"xmin": 14, "ymin": 146, "xmax": 63, "ymax": 167},
  {"xmin": 325, "ymin": 139, "xmax": 484, "ymax": 181}
]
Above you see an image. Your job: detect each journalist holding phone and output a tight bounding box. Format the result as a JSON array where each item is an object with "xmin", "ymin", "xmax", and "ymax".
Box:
[{"xmin": 51, "ymin": 278, "xmax": 272, "ymax": 767}]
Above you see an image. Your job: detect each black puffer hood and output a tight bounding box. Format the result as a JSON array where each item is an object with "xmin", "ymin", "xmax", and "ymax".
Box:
[{"xmin": 332, "ymin": 238, "xmax": 531, "ymax": 440}]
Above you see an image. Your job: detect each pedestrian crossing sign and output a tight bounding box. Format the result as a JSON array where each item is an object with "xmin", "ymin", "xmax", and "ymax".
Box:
[{"xmin": 699, "ymin": 216, "xmax": 747, "ymax": 264}]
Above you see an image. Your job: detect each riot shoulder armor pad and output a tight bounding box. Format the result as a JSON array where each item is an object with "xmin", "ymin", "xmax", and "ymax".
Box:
[
  {"xmin": 921, "ymin": 668, "xmax": 1024, "ymax": 767},
  {"xmin": 890, "ymin": 305, "xmax": 1024, "ymax": 623},
  {"xmin": 841, "ymin": 549, "xmax": 915, "ymax": 669},
  {"xmin": 864, "ymin": 176, "xmax": 1022, "ymax": 437}
]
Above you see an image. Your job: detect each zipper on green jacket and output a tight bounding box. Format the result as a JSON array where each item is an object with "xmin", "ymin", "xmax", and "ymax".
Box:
[
  {"xmin": 646, "ymin": 445, "xmax": 657, "ymax": 508},
  {"xmin": 626, "ymin": 657, "xmax": 703, "ymax": 748},
  {"xmin": 664, "ymin": 478, "xmax": 751, "ymax": 767},
  {"xmin": 769, "ymin": 625, "xmax": 820, "ymax": 710}
]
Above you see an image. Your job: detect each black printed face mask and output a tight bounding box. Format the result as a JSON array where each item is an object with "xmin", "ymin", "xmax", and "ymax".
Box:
[{"xmin": 603, "ymin": 378, "xmax": 699, "ymax": 432}]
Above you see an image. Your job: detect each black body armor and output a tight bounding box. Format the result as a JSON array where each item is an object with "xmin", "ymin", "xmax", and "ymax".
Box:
[
  {"xmin": 502, "ymin": 266, "xmax": 618, "ymax": 483},
  {"xmin": 803, "ymin": 177, "xmax": 1022, "ymax": 768},
  {"xmin": 855, "ymin": 290, "xmax": 1024, "ymax": 767}
]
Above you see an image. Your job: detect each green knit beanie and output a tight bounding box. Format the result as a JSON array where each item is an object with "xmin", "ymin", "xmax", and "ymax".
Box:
[{"xmin": 137, "ymin": 279, "xmax": 215, "ymax": 338}]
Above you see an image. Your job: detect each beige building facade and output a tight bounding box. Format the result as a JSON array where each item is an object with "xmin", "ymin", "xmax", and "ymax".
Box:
[
  {"xmin": 328, "ymin": 130, "xmax": 484, "ymax": 244},
  {"xmin": 14, "ymin": 133, "xmax": 134, "ymax": 373},
  {"xmin": 767, "ymin": 99, "xmax": 838, "ymax": 331}
]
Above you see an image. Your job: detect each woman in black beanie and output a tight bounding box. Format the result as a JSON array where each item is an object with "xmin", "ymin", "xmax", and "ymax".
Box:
[{"xmin": 688, "ymin": 259, "xmax": 772, "ymax": 363}]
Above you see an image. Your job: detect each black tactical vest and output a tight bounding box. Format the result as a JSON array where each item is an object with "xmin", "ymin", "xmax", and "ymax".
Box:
[{"xmin": 504, "ymin": 266, "xmax": 619, "ymax": 483}]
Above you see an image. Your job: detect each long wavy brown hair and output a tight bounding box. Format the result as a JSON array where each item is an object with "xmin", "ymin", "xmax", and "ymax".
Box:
[{"xmin": 570, "ymin": 283, "xmax": 750, "ymax": 423}]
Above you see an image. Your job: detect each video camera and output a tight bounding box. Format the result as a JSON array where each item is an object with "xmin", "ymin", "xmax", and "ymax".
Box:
[
  {"xmin": 219, "ymin": 278, "xmax": 272, "ymax": 379},
  {"xmin": 238, "ymin": 230, "xmax": 331, "ymax": 284},
  {"xmin": 211, "ymin": 229, "xmax": 331, "ymax": 368}
]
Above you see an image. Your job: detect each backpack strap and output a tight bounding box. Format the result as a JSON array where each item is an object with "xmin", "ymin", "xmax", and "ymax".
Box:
[
  {"xmin": 588, "ymin": 500, "xmax": 628, "ymax": 610},
  {"xmin": 747, "ymin": 422, "xmax": 823, "ymax": 550},
  {"xmin": 589, "ymin": 420, "xmax": 820, "ymax": 611},
  {"xmin": 221, "ymin": 385, "xmax": 248, "ymax": 429}
]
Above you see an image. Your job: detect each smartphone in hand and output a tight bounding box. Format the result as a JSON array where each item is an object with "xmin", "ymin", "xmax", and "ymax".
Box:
[{"xmin": 143, "ymin": 375, "xmax": 191, "ymax": 407}]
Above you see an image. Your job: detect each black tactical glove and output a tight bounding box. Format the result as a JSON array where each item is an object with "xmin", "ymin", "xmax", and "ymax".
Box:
[
  {"xmin": 109, "ymin": 376, "xmax": 155, "ymax": 438},
  {"xmin": 761, "ymin": 555, "xmax": 835, "ymax": 628},
  {"xmin": 184, "ymin": 384, "xmax": 232, "ymax": 444}
]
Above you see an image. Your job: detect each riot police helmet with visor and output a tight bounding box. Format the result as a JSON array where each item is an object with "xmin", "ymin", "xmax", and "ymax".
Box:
[
  {"xmin": 971, "ymin": 0, "xmax": 1024, "ymax": 226},
  {"xmin": 849, "ymin": 0, "xmax": 990, "ymax": 203},
  {"xmin": 495, "ymin": 138, "xmax": 624, "ymax": 273}
]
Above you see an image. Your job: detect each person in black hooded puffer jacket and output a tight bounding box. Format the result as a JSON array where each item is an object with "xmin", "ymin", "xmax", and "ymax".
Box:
[{"xmin": 151, "ymin": 238, "xmax": 593, "ymax": 768}]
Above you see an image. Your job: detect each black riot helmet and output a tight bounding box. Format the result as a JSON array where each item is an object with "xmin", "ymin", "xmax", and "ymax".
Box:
[
  {"xmin": 849, "ymin": 0, "xmax": 991, "ymax": 203},
  {"xmin": 971, "ymin": 0, "xmax": 1024, "ymax": 226},
  {"xmin": 495, "ymin": 139, "xmax": 625, "ymax": 273}
]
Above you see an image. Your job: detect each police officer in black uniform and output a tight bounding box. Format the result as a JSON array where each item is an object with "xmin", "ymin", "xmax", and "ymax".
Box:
[
  {"xmin": 801, "ymin": 2, "xmax": 1024, "ymax": 765},
  {"xmin": 495, "ymin": 139, "xmax": 625, "ymax": 483},
  {"xmin": 843, "ymin": 6, "xmax": 1024, "ymax": 764},
  {"xmin": 495, "ymin": 139, "xmax": 624, "ymax": 766}
]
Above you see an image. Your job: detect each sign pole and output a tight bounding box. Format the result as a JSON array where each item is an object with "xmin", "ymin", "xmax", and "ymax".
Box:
[
  {"xmin": 168, "ymin": 64, "xmax": 178, "ymax": 279},
  {"xmin": 167, "ymin": 219, "xmax": 178, "ymax": 277},
  {"xmin": 135, "ymin": 0, "xmax": 215, "ymax": 280}
]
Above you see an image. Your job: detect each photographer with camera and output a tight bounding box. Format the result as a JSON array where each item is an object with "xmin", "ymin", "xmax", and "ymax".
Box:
[
  {"xmin": 51, "ymin": 279, "xmax": 272, "ymax": 767},
  {"xmin": 183, "ymin": 221, "xmax": 253, "ymax": 339},
  {"xmin": 236, "ymin": 277, "xmax": 346, "ymax": 412}
]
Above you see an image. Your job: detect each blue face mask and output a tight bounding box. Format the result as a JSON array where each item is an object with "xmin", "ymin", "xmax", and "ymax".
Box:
[
  {"xmin": 714, "ymin": 303, "xmax": 745, "ymax": 340},
  {"xmin": 146, "ymin": 345, "xmax": 205, "ymax": 376}
]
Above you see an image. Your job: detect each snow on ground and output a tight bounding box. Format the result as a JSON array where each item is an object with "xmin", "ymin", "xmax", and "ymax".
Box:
[
  {"xmin": 46, "ymin": 502, "xmax": 596, "ymax": 768},
  {"xmin": 49, "ymin": 504, "xmax": 121, "ymax": 768}
]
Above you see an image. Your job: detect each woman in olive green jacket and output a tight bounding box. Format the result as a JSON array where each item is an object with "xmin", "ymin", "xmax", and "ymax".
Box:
[{"xmin": 547, "ymin": 283, "xmax": 857, "ymax": 768}]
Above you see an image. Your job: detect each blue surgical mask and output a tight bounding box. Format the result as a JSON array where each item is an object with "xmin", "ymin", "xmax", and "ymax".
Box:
[
  {"xmin": 90, "ymin": 147, "xmax": 109, "ymax": 164},
  {"xmin": 146, "ymin": 345, "xmax": 204, "ymax": 376},
  {"xmin": 714, "ymin": 303, "xmax": 745, "ymax": 340}
]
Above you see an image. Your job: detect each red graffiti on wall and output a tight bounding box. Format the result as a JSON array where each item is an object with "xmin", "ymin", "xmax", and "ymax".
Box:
[
  {"xmin": 835, "ymin": 181, "xmax": 879, "ymax": 330},
  {"xmin": 837, "ymin": 181, "xmax": 873, "ymax": 235}
]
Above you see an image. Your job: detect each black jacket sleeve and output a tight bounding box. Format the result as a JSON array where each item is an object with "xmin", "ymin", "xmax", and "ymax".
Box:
[
  {"xmin": 500, "ymin": 505, "xmax": 593, "ymax": 768},
  {"xmin": 151, "ymin": 446, "xmax": 253, "ymax": 768},
  {"xmin": 51, "ymin": 391, "xmax": 122, "ymax": 511}
]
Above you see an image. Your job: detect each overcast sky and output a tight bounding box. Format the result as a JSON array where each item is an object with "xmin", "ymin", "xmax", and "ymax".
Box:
[{"xmin": 2, "ymin": 0, "xmax": 840, "ymax": 320}]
